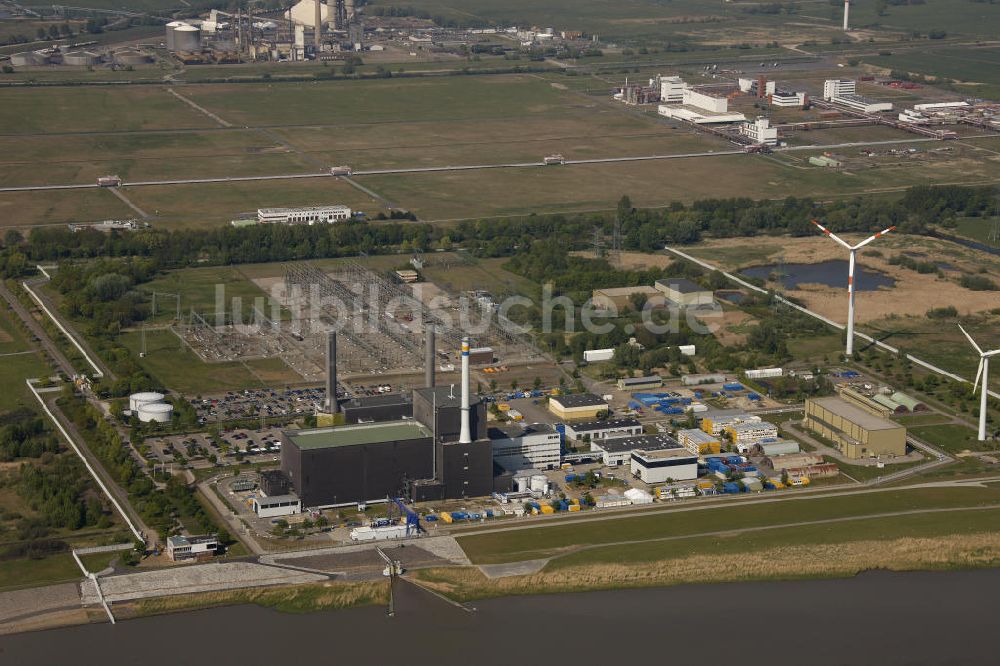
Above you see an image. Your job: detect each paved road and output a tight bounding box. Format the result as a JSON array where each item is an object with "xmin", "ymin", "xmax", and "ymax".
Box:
[
  {"xmin": 0, "ymin": 281, "xmax": 76, "ymax": 377},
  {"xmin": 24, "ymin": 275, "xmax": 116, "ymax": 381},
  {"xmin": 40, "ymin": 390, "xmax": 160, "ymax": 548},
  {"xmin": 197, "ymin": 476, "xmax": 266, "ymax": 556},
  {"xmin": 4, "ymin": 135, "xmax": 995, "ymax": 194}
]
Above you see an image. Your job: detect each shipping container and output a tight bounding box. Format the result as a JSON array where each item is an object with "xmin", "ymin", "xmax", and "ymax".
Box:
[
  {"xmin": 439, "ymin": 512, "xmax": 453, "ymax": 523},
  {"xmin": 723, "ymin": 482, "xmax": 740, "ymax": 494},
  {"xmin": 568, "ymin": 504, "xmax": 581, "ymax": 512},
  {"xmin": 723, "ymin": 382, "xmax": 744, "ymax": 391},
  {"xmin": 540, "ymin": 505, "xmax": 555, "ymax": 514}
]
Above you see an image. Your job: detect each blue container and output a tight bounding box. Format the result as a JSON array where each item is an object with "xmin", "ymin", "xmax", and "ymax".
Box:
[
  {"xmin": 723, "ymin": 382, "xmax": 744, "ymax": 391},
  {"xmin": 528, "ymin": 502, "xmax": 540, "ymax": 511},
  {"xmin": 565, "ymin": 474, "xmax": 577, "ymax": 482},
  {"xmin": 485, "ymin": 510, "xmax": 494, "ymax": 518},
  {"xmin": 424, "ymin": 514, "xmax": 438, "ymax": 521},
  {"xmin": 748, "ymin": 392, "xmax": 761, "ymax": 401},
  {"xmin": 723, "ymin": 482, "xmax": 740, "ymax": 494}
]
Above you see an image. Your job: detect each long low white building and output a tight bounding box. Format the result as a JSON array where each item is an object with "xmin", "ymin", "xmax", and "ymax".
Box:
[
  {"xmin": 257, "ymin": 205, "xmax": 353, "ymax": 225},
  {"xmin": 830, "ymin": 94, "xmax": 893, "ymax": 114},
  {"xmin": 658, "ymin": 105, "xmax": 746, "ymax": 124}
]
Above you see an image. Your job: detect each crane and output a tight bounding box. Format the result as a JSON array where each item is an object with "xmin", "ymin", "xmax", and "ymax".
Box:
[{"xmin": 387, "ymin": 496, "xmax": 424, "ymax": 535}]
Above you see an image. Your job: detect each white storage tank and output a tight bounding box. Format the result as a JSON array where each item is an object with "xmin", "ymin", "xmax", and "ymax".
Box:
[
  {"xmin": 137, "ymin": 402, "xmax": 173, "ymax": 423},
  {"xmin": 129, "ymin": 391, "xmax": 165, "ymax": 411},
  {"xmin": 514, "ymin": 476, "xmax": 529, "ymax": 493},
  {"xmin": 530, "ymin": 474, "xmax": 547, "ymax": 492},
  {"xmin": 165, "ymin": 21, "xmax": 185, "ymax": 50},
  {"xmin": 172, "ymin": 24, "xmax": 201, "ymax": 52},
  {"xmin": 63, "ymin": 51, "xmax": 100, "ymax": 66}
]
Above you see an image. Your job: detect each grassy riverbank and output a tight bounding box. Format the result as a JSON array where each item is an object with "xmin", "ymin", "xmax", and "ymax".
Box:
[
  {"xmin": 128, "ymin": 581, "xmax": 388, "ymax": 618},
  {"xmin": 413, "ymin": 530, "xmax": 1000, "ymax": 603}
]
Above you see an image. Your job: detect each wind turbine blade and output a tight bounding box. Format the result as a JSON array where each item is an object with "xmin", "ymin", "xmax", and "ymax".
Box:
[
  {"xmin": 973, "ymin": 358, "xmax": 984, "ymax": 394},
  {"xmin": 811, "ymin": 219, "xmax": 851, "ymax": 249},
  {"xmin": 958, "ymin": 324, "xmax": 983, "ymax": 355},
  {"xmin": 852, "ymin": 226, "xmax": 896, "ymax": 250},
  {"xmin": 985, "ymin": 349, "xmax": 1000, "ymax": 358}
]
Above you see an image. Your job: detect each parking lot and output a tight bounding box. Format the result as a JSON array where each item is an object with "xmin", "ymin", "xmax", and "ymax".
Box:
[
  {"xmin": 144, "ymin": 426, "xmax": 287, "ymax": 469},
  {"xmin": 191, "ymin": 382, "xmax": 402, "ymax": 424}
]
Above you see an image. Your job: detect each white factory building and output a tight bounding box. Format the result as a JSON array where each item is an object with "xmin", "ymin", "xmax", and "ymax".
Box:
[
  {"xmin": 770, "ymin": 91, "xmax": 807, "ymax": 108},
  {"xmin": 564, "ymin": 417, "xmax": 644, "ymax": 442},
  {"xmin": 741, "ymin": 117, "xmax": 778, "ymax": 146},
  {"xmin": 257, "ymin": 205, "xmax": 352, "ymax": 225},
  {"xmin": 684, "ymin": 88, "xmax": 729, "ymax": 113},
  {"xmin": 830, "ymin": 94, "xmax": 893, "ymax": 114},
  {"xmin": 658, "ymin": 81, "xmax": 745, "ymax": 124},
  {"xmin": 823, "ymin": 79, "xmax": 856, "ymax": 100},
  {"xmin": 489, "ymin": 423, "xmax": 562, "ymax": 471},
  {"xmin": 630, "ymin": 448, "xmax": 699, "ymax": 484},
  {"xmin": 659, "ymin": 75, "xmax": 688, "ymax": 103}
]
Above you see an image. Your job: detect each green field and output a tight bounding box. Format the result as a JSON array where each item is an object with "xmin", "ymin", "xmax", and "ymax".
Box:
[
  {"xmin": 910, "ymin": 422, "xmax": 988, "ymax": 454},
  {"xmin": 546, "ymin": 505, "xmax": 999, "ymax": 570},
  {"xmin": 119, "ymin": 327, "xmax": 301, "ymax": 394},
  {"xmin": 138, "ymin": 265, "xmax": 283, "ymax": 325},
  {"xmin": 0, "ymin": 553, "xmax": 83, "ymax": 592},
  {"xmin": 122, "ymin": 178, "xmax": 385, "ymax": 227},
  {"xmin": 456, "ymin": 484, "xmax": 1000, "ymax": 564},
  {"xmin": 0, "ymin": 188, "xmax": 133, "ymax": 229},
  {"xmin": 0, "ymin": 130, "xmax": 322, "ymax": 188},
  {"xmin": 0, "ymin": 87, "xmax": 213, "ymax": 135},
  {"xmin": 950, "ymin": 217, "xmax": 1000, "ymax": 246}
]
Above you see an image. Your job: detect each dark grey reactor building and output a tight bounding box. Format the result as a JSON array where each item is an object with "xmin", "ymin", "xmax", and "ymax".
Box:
[
  {"xmin": 279, "ymin": 336, "xmax": 495, "ymax": 508},
  {"xmin": 281, "ymin": 421, "xmax": 434, "ymax": 508}
]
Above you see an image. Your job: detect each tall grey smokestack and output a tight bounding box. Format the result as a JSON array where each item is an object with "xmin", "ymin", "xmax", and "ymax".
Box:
[
  {"xmin": 425, "ymin": 325, "xmax": 435, "ymax": 388},
  {"xmin": 314, "ymin": 0, "xmax": 322, "ymax": 49},
  {"xmin": 459, "ymin": 337, "xmax": 471, "ymax": 444},
  {"xmin": 325, "ymin": 330, "xmax": 338, "ymax": 413}
]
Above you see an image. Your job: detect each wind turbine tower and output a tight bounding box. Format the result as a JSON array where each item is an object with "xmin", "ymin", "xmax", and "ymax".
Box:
[
  {"xmin": 843, "ymin": 0, "xmax": 850, "ymax": 30},
  {"xmin": 959, "ymin": 325, "xmax": 999, "ymax": 441},
  {"xmin": 811, "ymin": 220, "xmax": 895, "ymax": 357}
]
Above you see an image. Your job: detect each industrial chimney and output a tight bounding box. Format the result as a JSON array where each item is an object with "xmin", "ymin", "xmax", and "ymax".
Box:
[
  {"xmin": 314, "ymin": 0, "xmax": 322, "ymax": 49},
  {"xmin": 459, "ymin": 337, "xmax": 471, "ymax": 444},
  {"xmin": 843, "ymin": 0, "xmax": 849, "ymax": 31},
  {"xmin": 325, "ymin": 330, "xmax": 338, "ymax": 413},
  {"xmin": 425, "ymin": 325, "xmax": 436, "ymax": 388}
]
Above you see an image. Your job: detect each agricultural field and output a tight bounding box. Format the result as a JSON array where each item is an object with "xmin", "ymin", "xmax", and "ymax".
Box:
[
  {"xmin": 121, "ymin": 178, "xmax": 385, "ymax": 228},
  {"xmin": 0, "ymin": 86, "xmax": 212, "ymax": 135}
]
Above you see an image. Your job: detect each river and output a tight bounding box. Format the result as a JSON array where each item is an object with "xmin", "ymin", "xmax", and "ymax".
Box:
[{"xmin": 0, "ymin": 569, "xmax": 995, "ymax": 665}]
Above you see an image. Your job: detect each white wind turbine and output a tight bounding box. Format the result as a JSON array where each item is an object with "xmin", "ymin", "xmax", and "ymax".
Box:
[
  {"xmin": 959, "ymin": 324, "xmax": 1000, "ymax": 441},
  {"xmin": 811, "ymin": 220, "xmax": 895, "ymax": 357}
]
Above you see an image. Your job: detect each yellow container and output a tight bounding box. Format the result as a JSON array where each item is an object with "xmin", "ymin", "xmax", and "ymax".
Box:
[
  {"xmin": 697, "ymin": 480, "xmax": 714, "ymax": 490},
  {"xmin": 569, "ymin": 498, "xmax": 580, "ymax": 505},
  {"xmin": 568, "ymin": 504, "xmax": 581, "ymax": 512},
  {"xmin": 438, "ymin": 512, "xmax": 453, "ymax": 523},
  {"xmin": 540, "ymin": 505, "xmax": 555, "ymax": 514},
  {"xmin": 497, "ymin": 403, "xmax": 510, "ymax": 411}
]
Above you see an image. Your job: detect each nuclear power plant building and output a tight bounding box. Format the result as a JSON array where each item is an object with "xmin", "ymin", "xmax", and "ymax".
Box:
[{"xmin": 279, "ymin": 335, "xmax": 496, "ymax": 507}]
